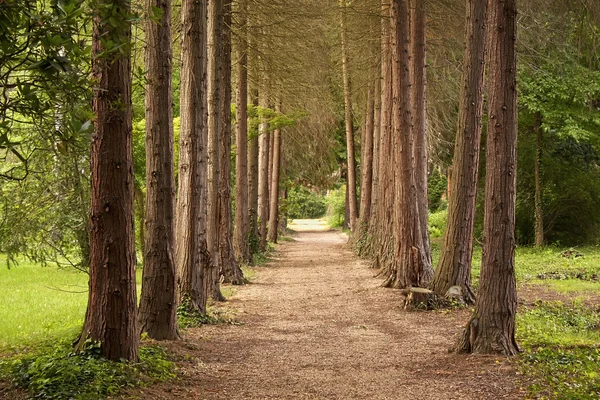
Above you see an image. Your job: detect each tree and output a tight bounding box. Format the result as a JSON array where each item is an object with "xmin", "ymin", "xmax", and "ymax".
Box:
[
  {"xmin": 218, "ymin": 0, "xmax": 244, "ymax": 285},
  {"xmin": 233, "ymin": 0, "xmax": 250, "ymax": 264},
  {"xmin": 339, "ymin": 0, "xmax": 358, "ymax": 232},
  {"xmin": 207, "ymin": 0, "xmax": 225, "ymax": 301},
  {"xmin": 138, "ymin": 0, "xmax": 179, "ymax": 340},
  {"xmin": 411, "ymin": 0, "xmax": 431, "ymax": 266},
  {"xmin": 430, "ymin": 0, "xmax": 488, "ymax": 304},
  {"xmin": 268, "ymin": 102, "xmax": 283, "ymax": 243},
  {"xmin": 456, "ymin": 0, "xmax": 520, "ymax": 355},
  {"xmin": 76, "ymin": 0, "xmax": 139, "ymax": 361},
  {"xmin": 383, "ymin": 0, "xmax": 432, "ymax": 289},
  {"xmin": 257, "ymin": 91, "xmax": 270, "ymax": 252},
  {"xmin": 176, "ymin": 0, "xmax": 210, "ymax": 314}
]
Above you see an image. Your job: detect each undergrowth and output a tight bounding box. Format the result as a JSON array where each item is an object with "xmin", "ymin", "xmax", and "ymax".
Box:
[
  {"xmin": 0, "ymin": 339, "xmax": 175, "ymax": 399},
  {"xmin": 177, "ymin": 297, "xmax": 241, "ymax": 329},
  {"xmin": 517, "ymin": 301, "xmax": 600, "ymax": 399}
]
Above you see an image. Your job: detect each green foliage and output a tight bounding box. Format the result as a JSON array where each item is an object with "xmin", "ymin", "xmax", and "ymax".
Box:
[
  {"xmin": 325, "ymin": 185, "xmax": 346, "ymax": 228},
  {"xmin": 427, "ymin": 170, "xmax": 447, "ymax": 212},
  {"xmin": 428, "ymin": 209, "xmax": 447, "ymax": 239},
  {"xmin": 518, "ymin": 301, "xmax": 600, "ymax": 399},
  {"xmin": 0, "ymin": 339, "xmax": 175, "ymax": 399},
  {"xmin": 283, "ymin": 186, "xmax": 327, "ymax": 219},
  {"xmin": 177, "ymin": 297, "xmax": 239, "ymax": 329}
]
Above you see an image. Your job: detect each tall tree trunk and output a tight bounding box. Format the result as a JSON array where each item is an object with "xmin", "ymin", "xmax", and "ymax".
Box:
[
  {"xmin": 456, "ymin": 0, "xmax": 520, "ymax": 356},
  {"xmin": 233, "ymin": 0, "xmax": 249, "ymax": 264},
  {"xmin": 359, "ymin": 83, "xmax": 375, "ymax": 231},
  {"xmin": 134, "ymin": 183, "xmax": 145, "ymax": 263},
  {"xmin": 176, "ymin": 0, "xmax": 210, "ymax": 315},
  {"xmin": 268, "ymin": 104, "xmax": 282, "ymax": 243},
  {"xmin": 534, "ymin": 111, "xmax": 544, "ymax": 248},
  {"xmin": 219, "ymin": 0, "xmax": 244, "ymax": 285},
  {"xmin": 339, "ymin": 0, "xmax": 358, "ymax": 231},
  {"xmin": 207, "ymin": 0, "xmax": 225, "ymax": 301},
  {"xmin": 364, "ymin": 72, "xmax": 381, "ymax": 258},
  {"xmin": 384, "ymin": 0, "xmax": 432, "ymax": 289},
  {"xmin": 139, "ymin": 0, "xmax": 179, "ymax": 340},
  {"xmin": 430, "ymin": 0, "xmax": 488, "ymax": 304},
  {"xmin": 247, "ymin": 86, "xmax": 260, "ymax": 260},
  {"xmin": 257, "ymin": 91, "xmax": 269, "ymax": 251},
  {"xmin": 76, "ymin": 0, "xmax": 139, "ymax": 361},
  {"xmin": 374, "ymin": 0, "xmax": 394, "ymax": 271},
  {"xmin": 411, "ymin": 0, "xmax": 431, "ymax": 266}
]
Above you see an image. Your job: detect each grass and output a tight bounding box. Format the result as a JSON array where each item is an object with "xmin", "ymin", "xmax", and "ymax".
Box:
[{"xmin": 0, "ymin": 256, "xmax": 89, "ymax": 349}]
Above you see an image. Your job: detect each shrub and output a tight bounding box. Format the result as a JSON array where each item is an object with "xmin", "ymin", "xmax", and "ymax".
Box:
[{"xmin": 284, "ymin": 186, "xmax": 327, "ymax": 219}]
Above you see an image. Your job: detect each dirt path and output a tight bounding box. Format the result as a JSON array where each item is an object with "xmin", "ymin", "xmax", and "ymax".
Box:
[{"xmin": 140, "ymin": 226, "xmax": 524, "ymax": 399}]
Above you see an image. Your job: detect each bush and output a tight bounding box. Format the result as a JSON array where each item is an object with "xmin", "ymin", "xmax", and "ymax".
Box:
[
  {"xmin": 284, "ymin": 186, "xmax": 327, "ymax": 219},
  {"xmin": 428, "ymin": 170, "xmax": 448, "ymax": 212},
  {"xmin": 0, "ymin": 339, "xmax": 175, "ymax": 399},
  {"xmin": 326, "ymin": 185, "xmax": 346, "ymax": 228},
  {"xmin": 428, "ymin": 209, "xmax": 447, "ymax": 239}
]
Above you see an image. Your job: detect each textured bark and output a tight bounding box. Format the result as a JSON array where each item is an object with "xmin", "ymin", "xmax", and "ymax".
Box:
[
  {"xmin": 339, "ymin": 0, "xmax": 358, "ymax": 231},
  {"xmin": 218, "ymin": 1, "xmax": 243, "ymax": 285},
  {"xmin": 268, "ymin": 110, "xmax": 282, "ymax": 244},
  {"xmin": 384, "ymin": 0, "xmax": 433, "ymax": 289},
  {"xmin": 247, "ymin": 87, "xmax": 260, "ymax": 260},
  {"xmin": 364, "ymin": 73, "xmax": 381, "ymax": 258},
  {"xmin": 176, "ymin": 0, "xmax": 209, "ymax": 314},
  {"xmin": 374, "ymin": 0, "xmax": 395, "ymax": 271},
  {"xmin": 233, "ymin": 0, "xmax": 250, "ymax": 264},
  {"xmin": 134, "ymin": 183, "xmax": 145, "ymax": 262},
  {"xmin": 534, "ymin": 112, "xmax": 544, "ymax": 248},
  {"xmin": 358, "ymin": 83, "xmax": 375, "ymax": 230},
  {"xmin": 456, "ymin": 0, "xmax": 520, "ymax": 356},
  {"xmin": 257, "ymin": 91, "xmax": 269, "ymax": 251},
  {"xmin": 139, "ymin": 0, "xmax": 179, "ymax": 341},
  {"xmin": 411, "ymin": 0, "xmax": 431, "ymax": 266},
  {"xmin": 76, "ymin": 0, "xmax": 139, "ymax": 361},
  {"xmin": 430, "ymin": 0, "xmax": 488, "ymax": 304},
  {"xmin": 207, "ymin": 0, "xmax": 225, "ymax": 301}
]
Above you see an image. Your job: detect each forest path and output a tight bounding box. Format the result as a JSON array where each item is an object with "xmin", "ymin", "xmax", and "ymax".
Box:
[{"xmin": 140, "ymin": 223, "xmax": 523, "ymax": 399}]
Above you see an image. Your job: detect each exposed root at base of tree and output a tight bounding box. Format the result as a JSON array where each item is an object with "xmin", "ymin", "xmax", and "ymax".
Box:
[{"xmin": 455, "ymin": 317, "xmax": 520, "ymax": 356}]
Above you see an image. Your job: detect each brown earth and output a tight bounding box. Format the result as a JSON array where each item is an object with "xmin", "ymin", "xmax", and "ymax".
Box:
[{"xmin": 131, "ymin": 225, "xmax": 526, "ymax": 400}]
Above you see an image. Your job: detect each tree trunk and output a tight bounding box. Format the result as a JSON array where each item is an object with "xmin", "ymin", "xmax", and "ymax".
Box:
[
  {"xmin": 76, "ymin": 0, "xmax": 139, "ymax": 361},
  {"xmin": 534, "ymin": 111, "xmax": 544, "ymax": 248},
  {"xmin": 364, "ymin": 71, "xmax": 381, "ymax": 258},
  {"xmin": 218, "ymin": 0, "xmax": 244, "ymax": 285},
  {"xmin": 233, "ymin": 0, "xmax": 249, "ymax": 264},
  {"xmin": 207, "ymin": 0, "xmax": 225, "ymax": 301},
  {"xmin": 176, "ymin": 0, "xmax": 210, "ymax": 315},
  {"xmin": 139, "ymin": 0, "xmax": 179, "ymax": 341},
  {"xmin": 268, "ymin": 105, "xmax": 282, "ymax": 243},
  {"xmin": 359, "ymin": 83, "xmax": 375, "ymax": 230},
  {"xmin": 384, "ymin": 0, "xmax": 432, "ymax": 289},
  {"xmin": 430, "ymin": 0, "xmax": 488, "ymax": 305},
  {"xmin": 339, "ymin": 0, "xmax": 358, "ymax": 231},
  {"xmin": 247, "ymin": 86, "xmax": 260, "ymax": 260},
  {"xmin": 456, "ymin": 0, "xmax": 520, "ymax": 356},
  {"xmin": 134, "ymin": 183, "xmax": 145, "ymax": 263},
  {"xmin": 257, "ymin": 91, "xmax": 269, "ymax": 251},
  {"xmin": 411, "ymin": 0, "xmax": 431, "ymax": 266}
]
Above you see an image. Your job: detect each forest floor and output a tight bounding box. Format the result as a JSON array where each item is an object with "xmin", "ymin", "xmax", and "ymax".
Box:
[{"xmin": 131, "ymin": 220, "xmax": 526, "ymax": 400}]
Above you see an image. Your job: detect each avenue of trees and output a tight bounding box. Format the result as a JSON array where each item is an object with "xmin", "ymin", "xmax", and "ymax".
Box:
[{"xmin": 1, "ymin": 0, "xmax": 599, "ymax": 362}]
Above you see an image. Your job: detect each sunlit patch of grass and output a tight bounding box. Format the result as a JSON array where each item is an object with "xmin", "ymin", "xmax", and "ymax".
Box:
[
  {"xmin": 528, "ymin": 279, "xmax": 600, "ymax": 295},
  {"xmin": 517, "ymin": 300, "xmax": 600, "ymax": 398},
  {"xmin": 0, "ymin": 255, "xmax": 143, "ymax": 350}
]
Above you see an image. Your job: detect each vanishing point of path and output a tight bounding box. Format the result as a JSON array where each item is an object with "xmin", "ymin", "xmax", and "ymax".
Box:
[{"xmin": 140, "ymin": 221, "xmax": 524, "ymax": 399}]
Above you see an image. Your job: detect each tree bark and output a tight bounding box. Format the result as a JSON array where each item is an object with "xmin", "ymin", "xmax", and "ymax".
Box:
[
  {"xmin": 456, "ymin": 0, "xmax": 520, "ymax": 356},
  {"xmin": 247, "ymin": 86, "xmax": 260, "ymax": 260},
  {"xmin": 411, "ymin": 0, "xmax": 431, "ymax": 266},
  {"xmin": 76, "ymin": 0, "xmax": 139, "ymax": 361},
  {"xmin": 430, "ymin": 0, "xmax": 488, "ymax": 304},
  {"xmin": 207, "ymin": 0, "xmax": 225, "ymax": 301},
  {"xmin": 218, "ymin": 0, "xmax": 244, "ymax": 285},
  {"xmin": 233, "ymin": 0, "xmax": 250, "ymax": 264},
  {"xmin": 268, "ymin": 104, "xmax": 282, "ymax": 243},
  {"xmin": 139, "ymin": 0, "xmax": 179, "ymax": 340},
  {"xmin": 359, "ymin": 83, "xmax": 375, "ymax": 231},
  {"xmin": 534, "ymin": 111, "xmax": 544, "ymax": 248},
  {"xmin": 339, "ymin": 0, "xmax": 358, "ymax": 231},
  {"xmin": 384, "ymin": 0, "xmax": 433, "ymax": 289},
  {"xmin": 176, "ymin": 0, "xmax": 210, "ymax": 315},
  {"xmin": 257, "ymin": 91, "xmax": 269, "ymax": 251}
]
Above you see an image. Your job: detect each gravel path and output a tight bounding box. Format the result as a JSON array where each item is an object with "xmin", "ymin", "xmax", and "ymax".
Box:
[{"xmin": 138, "ymin": 227, "xmax": 524, "ymax": 399}]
